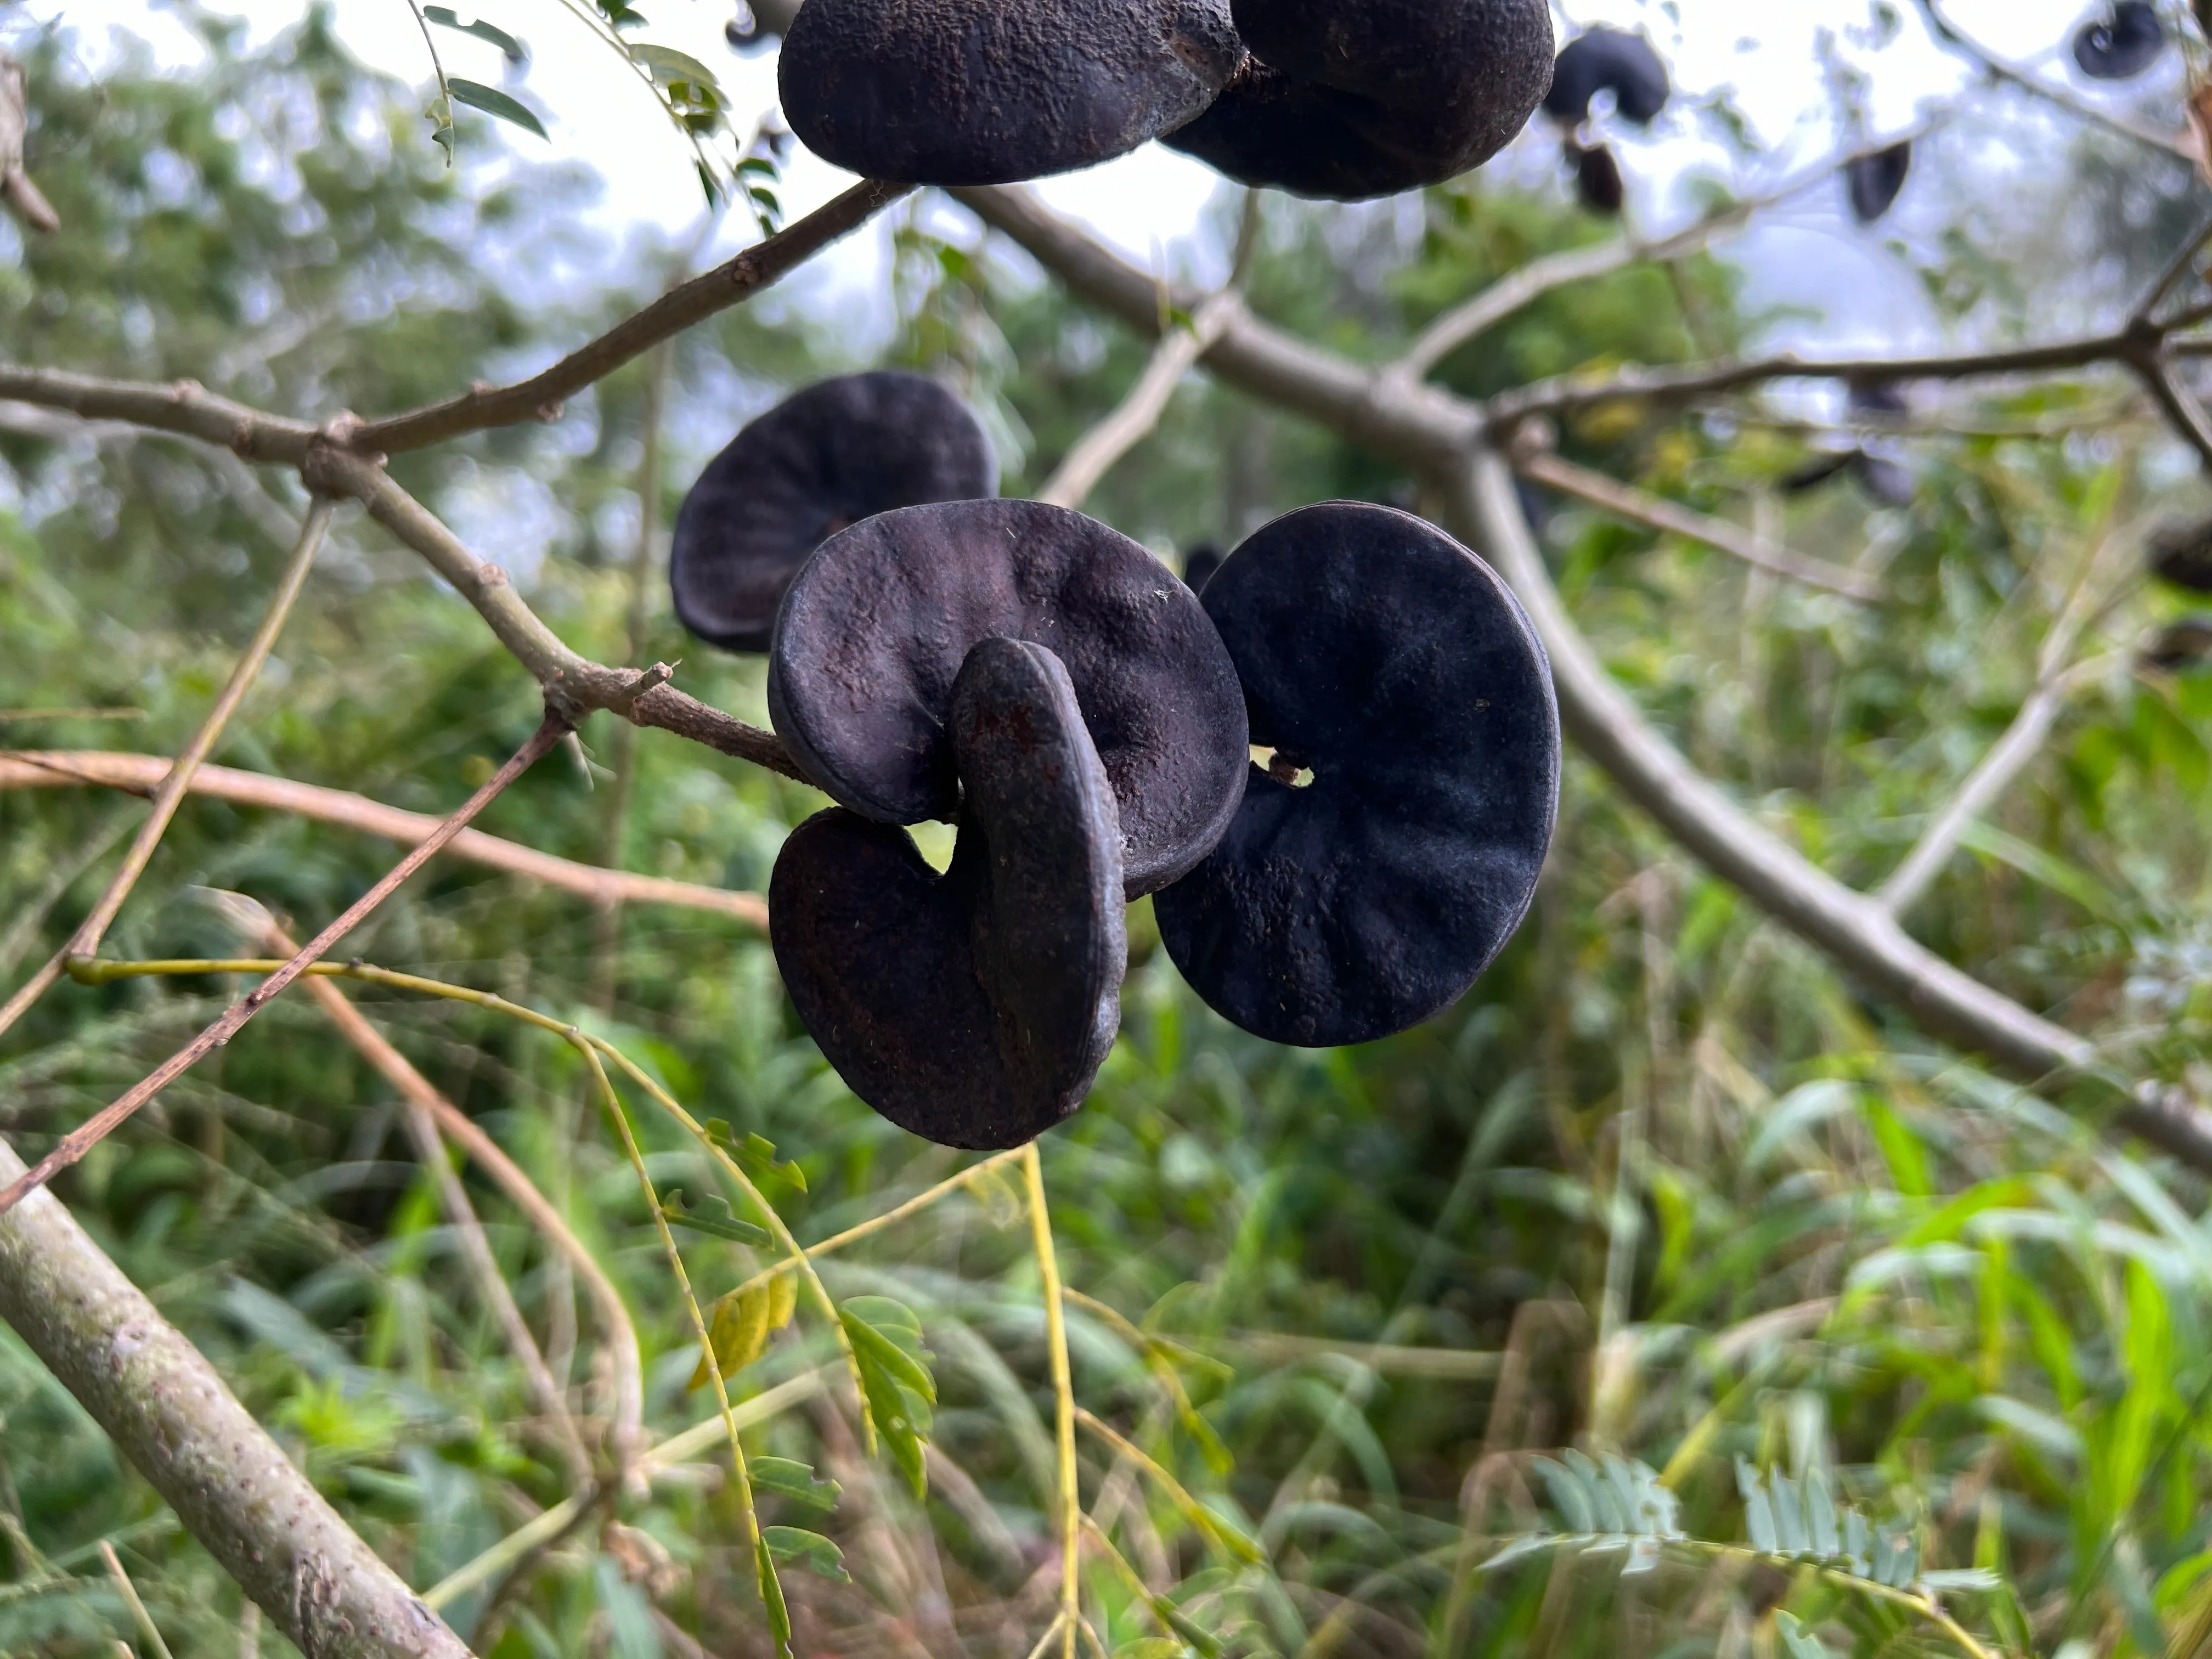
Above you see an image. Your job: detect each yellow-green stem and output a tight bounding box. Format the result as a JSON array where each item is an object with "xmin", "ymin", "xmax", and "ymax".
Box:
[{"xmin": 1023, "ymin": 1142, "xmax": 1082, "ymax": 1659}]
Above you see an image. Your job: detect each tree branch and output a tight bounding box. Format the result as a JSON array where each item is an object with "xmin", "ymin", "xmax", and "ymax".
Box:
[
  {"xmin": 1510, "ymin": 439, "xmax": 1883, "ymax": 600},
  {"xmin": 0, "ymin": 501, "xmax": 331, "ymax": 1047},
  {"xmin": 351, "ymin": 179, "xmax": 913, "ymax": 454},
  {"xmin": 0, "ymin": 713, "xmax": 569, "ymax": 1216},
  {"xmin": 0, "ymin": 751, "xmax": 765, "ymax": 926},
  {"xmin": 0, "ymin": 1131, "xmax": 475, "ymax": 1658}
]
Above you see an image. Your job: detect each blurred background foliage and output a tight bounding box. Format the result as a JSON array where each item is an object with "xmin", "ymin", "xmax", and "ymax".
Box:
[{"xmin": 8, "ymin": 7, "xmax": 2212, "ymax": 1659}]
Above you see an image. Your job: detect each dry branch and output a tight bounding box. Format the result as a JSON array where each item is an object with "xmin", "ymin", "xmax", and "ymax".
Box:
[
  {"xmin": 1511, "ymin": 442, "xmax": 1882, "ymax": 600},
  {"xmin": 0, "ymin": 750, "xmax": 766, "ymax": 927},
  {"xmin": 0, "ymin": 1132, "xmax": 474, "ymax": 1658},
  {"xmin": 1038, "ymin": 292, "xmax": 1239, "ymax": 510},
  {"xmin": 352, "ymin": 179, "xmax": 912, "ymax": 454},
  {"xmin": 0, "ymin": 715, "xmax": 569, "ymax": 1216}
]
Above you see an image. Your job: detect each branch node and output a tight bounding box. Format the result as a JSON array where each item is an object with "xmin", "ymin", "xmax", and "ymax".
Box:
[
  {"xmin": 535, "ymin": 399, "xmax": 563, "ymax": 424},
  {"xmin": 609, "ymin": 660, "xmax": 678, "ymax": 716}
]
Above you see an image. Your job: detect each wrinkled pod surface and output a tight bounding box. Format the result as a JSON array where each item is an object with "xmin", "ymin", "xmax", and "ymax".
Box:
[
  {"xmin": 1164, "ymin": 0, "xmax": 1554, "ymax": 199},
  {"xmin": 671, "ymin": 371, "xmax": 996, "ymax": 653},
  {"xmin": 770, "ymin": 637, "xmax": 1127, "ymax": 1148},
  {"xmin": 780, "ymin": 0, "xmax": 1244, "ymax": 183},
  {"xmin": 1155, "ymin": 502, "xmax": 1560, "ymax": 1046},
  {"xmin": 769, "ymin": 498, "xmax": 1248, "ymax": 896}
]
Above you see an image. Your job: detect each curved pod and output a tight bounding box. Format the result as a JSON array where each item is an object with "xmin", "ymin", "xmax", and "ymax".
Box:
[
  {"xmin": 771, "ymin": 639, "xmax": 1127, "ymax": 1148},
  {"xmin": 768, "ymin": 498, "xmax": 1248, "ymax": 896}
]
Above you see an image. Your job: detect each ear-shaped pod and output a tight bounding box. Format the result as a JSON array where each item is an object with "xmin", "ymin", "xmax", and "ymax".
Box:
[
  {"xmin": 1543, "ymin": 26, "xmax": 1669, "ymax": 126},
  {"xmin": 671, "ymin": 372, "xmax": 996, "ymax": 653},
  {"xmin": 1161, "ymin": 0, "xmax": 1554, "ymax": 200},
  {"xmin": 1571, "ymin": 141, "xmax": 1625, "ymax": 215},
  {"xmin": 1846, "ymin": 142, "xmax": 1911, "ymax": 224},
  {"xmin": 1155, "ymin": 503, "xmax": 1560, "ymax": 1047},
  {"xmin": 2074, "ymin": 2, "xmax": 2164, "ymax": 80},
  {"xmin": 778, "ymin": 0, "xmax": 1245, "ymax": 184},
  {"xmin": 770, "ymin": 638, "xmax": 1127, "ymax": 1148},
  {"xmin": 2151, "ymin": 518, "xmax": 2212, "ymax": 591},
  {"xmin": 769, "ymin": 499, "xmax": 1249, "ymax": 896}
]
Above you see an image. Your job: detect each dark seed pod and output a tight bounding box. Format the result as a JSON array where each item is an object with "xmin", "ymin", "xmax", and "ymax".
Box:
[
  {"xmin": 1543, "ymin": 26, "xmax": 1669, "ymax": 127},
  {"xmin": 724, "ymin": 3, "xmax": 773, "ymax": 54},
  {"xmin": 2150, "ymin": 518, "xmax": 2212, "ymax": 591},
  {"xmin": 1161, "ymin": 0, "xmax": 1554, "ymax": 200},
  {"xmin": 1155, "ymin": 502, "xmax": 1559, "ymax": 1047},
  {"xmin": 1848, "ymin": 378, "xmax": 1909, "ymax": 419},
  {"xmin": 1572, "ymin": 140, "xmax": 1625, "ymax": 215},
  {"xmin": 769, "ymin": 498, "xmax": 1249, "ymax": 896},
  {"xmin": 778, "ymin": 0, "xmax": 1244, "ymax": 184},
  {"xmin": 1182, "ymin": 544, "xmax": 1224, "ymax": 591},
  {"xmin": 1852, "ymin": 452, "xmax": 1916, "ymax": 507},
  {"xmin": 1781, "ymin": 450, "xmax": 1856, "ymax": 493},
  {"xmin": 670, "ymin": 372, "xmax": 996, "ymax": 654},
  {"xmin": 2074, "ymin": 1, "xmax": 2164, "ymax": 80},
  {"xmin": 771, "ymin": 638, "xmax": 1126, "ymax": 1148},
  {"xmin": 2141, "ymin": 614, "xmax": 2212, "ymax": 671},
  {"xmin": 1846, "ymin": 141, "xmax": 1911, "ymax": 224}
]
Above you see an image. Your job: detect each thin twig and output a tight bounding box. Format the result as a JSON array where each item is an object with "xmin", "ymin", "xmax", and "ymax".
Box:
[
  {"xmin": 0, "ymin": 750, "xmax": 766, "ymax": 927},
  {"xmin": 266, "ymin": 921, "xmax": 595, "ymax": 1484},
  {"xmin": 1910, "ymin": 0, "xmax": 2195, "ymax": 161},
  {"xmin": 1878, "ymin": 652, "xmax": 2122, "ymax": 913},
  {"xmin": 420, "ymin": 1371, "xmax": 826, "ymax": 1610},
  {"xmin": 1023, "ymin": 1144, "xmax": 1083, "ymax": 1659},
  {"xmin": 1037, "ymin": 292, "xmax": 1240, "ymax": 510},
  {"xmin": 2135, "ymin": 213, "xmax": 2212, "ymax": 326},
  {"xmin": 0, "ymin": 501, "xmax": 330, "ymax": 1046},
  {"xmin": 99, "ymin": 1540, "xmax": 177, "ymax": 1659},
  {"xmin": 352, "ymin": 180, "xmax": 912, "ymax": 453},
  {"xmin": 0, "ymin": 712, "xmax": 568, "ymax": 1216},
  {"xmin": 1512, "ymin": 443, "xmax": 1883, "ymax": 600},
  {"xmin": 1392, "ymin": 123, "xmax": 1942, "ymax": 383}
]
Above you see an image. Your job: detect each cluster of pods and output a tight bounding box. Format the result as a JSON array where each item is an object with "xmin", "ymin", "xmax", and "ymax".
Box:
[
  {"xmin": 673, "ymin": 374, "xmax": 1561, "ymax": 1148},
  {"xmin": 776, "ymin": 0, "xmax": 1559, "ymax": 199}
]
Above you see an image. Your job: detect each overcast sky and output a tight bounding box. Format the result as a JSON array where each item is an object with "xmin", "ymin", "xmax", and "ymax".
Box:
[{"xmin": 7, "ymin": 0, "xmax": 2182, "ymax": 348}]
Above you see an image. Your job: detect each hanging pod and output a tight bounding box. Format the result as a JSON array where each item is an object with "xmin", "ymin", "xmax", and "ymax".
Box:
[
  {"xmin": 1163, "ymin": 0, "xmax": 1555, "ymax": 200},
  {"xmin": 2074, "ymin": 1, "xmax": 2164, "ymax": 80},
  {"xmin": 778, "ymin": 0, "xmax": 1245, "ymax": 184},
  {"xmin": 771, "ymin": 638, "xmax": 1127, "ymax": 1148},
  {"xmin": 1154, "ymin": 502, "xmax": 1560, "ymax": 1047},
  {"xmin": 670, "ymin": 372, "xmax": 996, "ymax": 653},
  {"xmin": 1845, "ymin": 141, "xmax": 1911, "ymax": 225},
  {"xmin": 1544, "ymin": 26, "xmax": 1669, "ymax": 127}
]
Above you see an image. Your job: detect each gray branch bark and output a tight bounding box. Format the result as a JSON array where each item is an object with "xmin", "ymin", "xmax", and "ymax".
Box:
[{"xmin": 0, "ymin": 1134, "xmax": 473, "ymax": 1658}]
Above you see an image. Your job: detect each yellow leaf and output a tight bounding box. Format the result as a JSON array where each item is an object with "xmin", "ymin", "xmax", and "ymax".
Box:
[{"xmin": 690, "ymin": 1283, "xmax": 774, "ymax": 1391}]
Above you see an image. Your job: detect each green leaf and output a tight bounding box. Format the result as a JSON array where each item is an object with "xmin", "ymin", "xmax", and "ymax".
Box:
[
  {"xmin": 751, "ymin": 1456, "xmax": 839, "ymax": 1509},
  {"xmin": 764, "ymin": 1526, "xmax": 851, "ymax": 1583},
  {"xmin": 629, "ymin": 42, "xmax": 721, "ymax": 87},
  {"xmin": 1534, "ymin": 1457, "xmax": 1595, "ymax": 1534},
  {"xmin": 1775, "ymin": 1610, "xmax": 1833, "ymax": 1659},
  {"xmin": 753, "ymin": 1532, "xmax": 793, "ymax": 1658},
  {"xmin": 421, "ymin": 8, "xmax": 527, "ymax": 61},
  {"xmin": 662, "ymin": 1189, "xmax": 769, "ymax": 1246},
  {"xmin": 445, "ymin": 78, "xmax": 548, "ymax": 139},
  {"xmin": 1153, "ymin": 1599, "xmax": 1222, "ymax": 1658},
  {"xmin": 704, "ymin": 1121, "xmax": 807, "ymax": 1191},
  {"xmin": 736, "ymin": 155, "xmax": 779, "ymax": 177},
  {"xmin": 842, "ymin": 1308, "xmax": 936, "ymax": 1405}
]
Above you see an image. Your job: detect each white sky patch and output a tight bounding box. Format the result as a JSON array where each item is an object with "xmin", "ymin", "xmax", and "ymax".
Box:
[{"xmin": 4, "ymin": 0, "xmax": 2178, "ymax": 352}]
